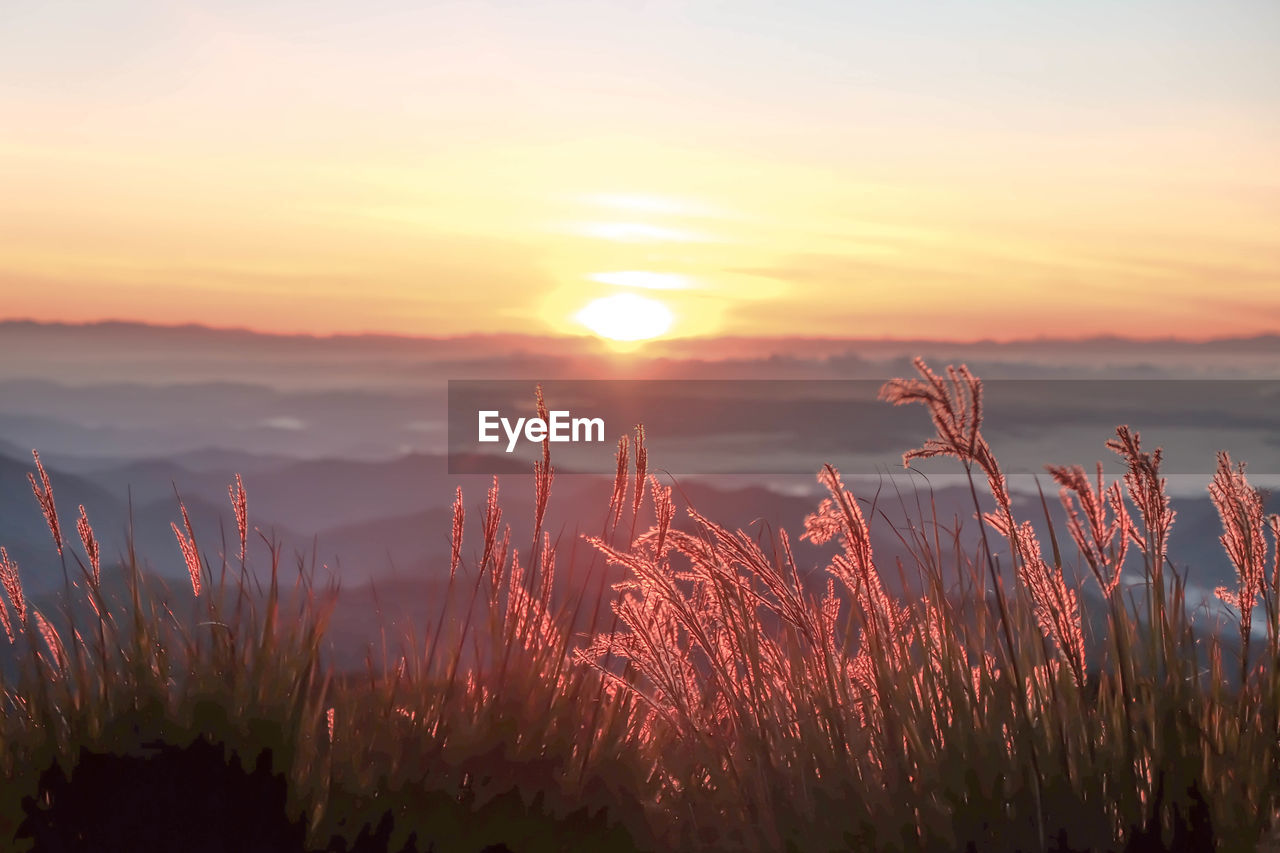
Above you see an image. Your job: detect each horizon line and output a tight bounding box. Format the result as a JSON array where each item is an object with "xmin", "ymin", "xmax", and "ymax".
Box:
[{"xmin": 3, "ymin": 316, "xmax": 1278, "ymax": 348}]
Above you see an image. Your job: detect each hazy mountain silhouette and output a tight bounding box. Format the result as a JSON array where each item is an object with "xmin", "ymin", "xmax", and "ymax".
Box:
[{"xmin": 1, "ymin": 318, "xmax": 1272, "ymax": 675}]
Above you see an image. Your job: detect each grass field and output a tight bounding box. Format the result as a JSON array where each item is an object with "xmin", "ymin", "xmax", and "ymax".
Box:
[{"xmin": 1, "ymin": 360, "xmax": 1278, "ymax": 852}]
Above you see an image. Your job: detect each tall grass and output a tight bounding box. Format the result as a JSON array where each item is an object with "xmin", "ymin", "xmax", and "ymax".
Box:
[{"xmin": 1, "ymin": 361, "xmax": 1278, "ymax": 851}]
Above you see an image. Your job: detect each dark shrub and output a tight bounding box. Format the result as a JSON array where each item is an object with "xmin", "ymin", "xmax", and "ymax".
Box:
[{"xmin": 17, "ymin": 738, "xmax": 308, "ymax": 853}]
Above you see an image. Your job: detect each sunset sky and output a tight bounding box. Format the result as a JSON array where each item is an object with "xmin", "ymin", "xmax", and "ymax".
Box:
[{"xmin": 2, "ymin": 1, "xmax": 1278, "ymax": 342}]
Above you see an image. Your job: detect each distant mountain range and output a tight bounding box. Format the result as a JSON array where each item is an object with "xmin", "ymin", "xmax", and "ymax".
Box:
[
  {"xmin": 1, "ymin": 442, "xmax": 1268, "ymax": 601},
  {"xmin": 1, "ymin": 441, "xmax": 1271, "ymax": 678},
  {"xmin": 5, "ymin": 318, "xmax": 1279, "ymax": 354},
  {"xmin": 3, "ymin": 319, "xmax": 1278, "ymax": 389},
  {"xmin": 0, "ymin": 318, "xmax": 1272, "ymax": 671}
]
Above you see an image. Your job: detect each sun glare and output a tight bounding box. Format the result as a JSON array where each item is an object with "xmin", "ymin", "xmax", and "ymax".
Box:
[{"xmin": 575, "ymin": 293, "xmax": 674, "ymax": 342}]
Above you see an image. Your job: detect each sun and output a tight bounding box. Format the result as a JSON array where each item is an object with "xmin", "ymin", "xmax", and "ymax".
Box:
[{"xmin": 575, "ymin": 293, "xmax": 674, "ymax": 342}]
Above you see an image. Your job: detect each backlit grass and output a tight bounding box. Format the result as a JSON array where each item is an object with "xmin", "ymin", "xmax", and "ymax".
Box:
[{"xmin": 1, "ymin": 360, "xmax": 1277, "ymax": 852}]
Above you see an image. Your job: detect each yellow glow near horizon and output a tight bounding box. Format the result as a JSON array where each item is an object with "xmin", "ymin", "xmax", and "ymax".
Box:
[
  {"xmin": 572, "ymin": 222, "xmax": 709, "ymax": 243},
  {"xmin": 575, "ymin": 293, "xmax": 674, "ymax": 341},
  {"xmin": 1, "ymin": 3, "xmax": 1277, "ymax": 341},
  {"xmin": 579, "ymin": 194, "xmax": 723, "ymax": 218},
  {"xmin": 588, "ymin": 271, "xmax": 692, "ymax": 290}
]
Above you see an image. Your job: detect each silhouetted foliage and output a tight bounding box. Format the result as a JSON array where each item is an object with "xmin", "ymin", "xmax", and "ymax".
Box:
[{"xmin": 17, "ymin": 739, "xmax": 307, "ymax": 853}]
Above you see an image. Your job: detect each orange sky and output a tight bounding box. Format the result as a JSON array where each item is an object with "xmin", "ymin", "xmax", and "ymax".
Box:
[{"xmin": 2, "ymin": 2, "xmax": 1278, "ymax": 342}]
